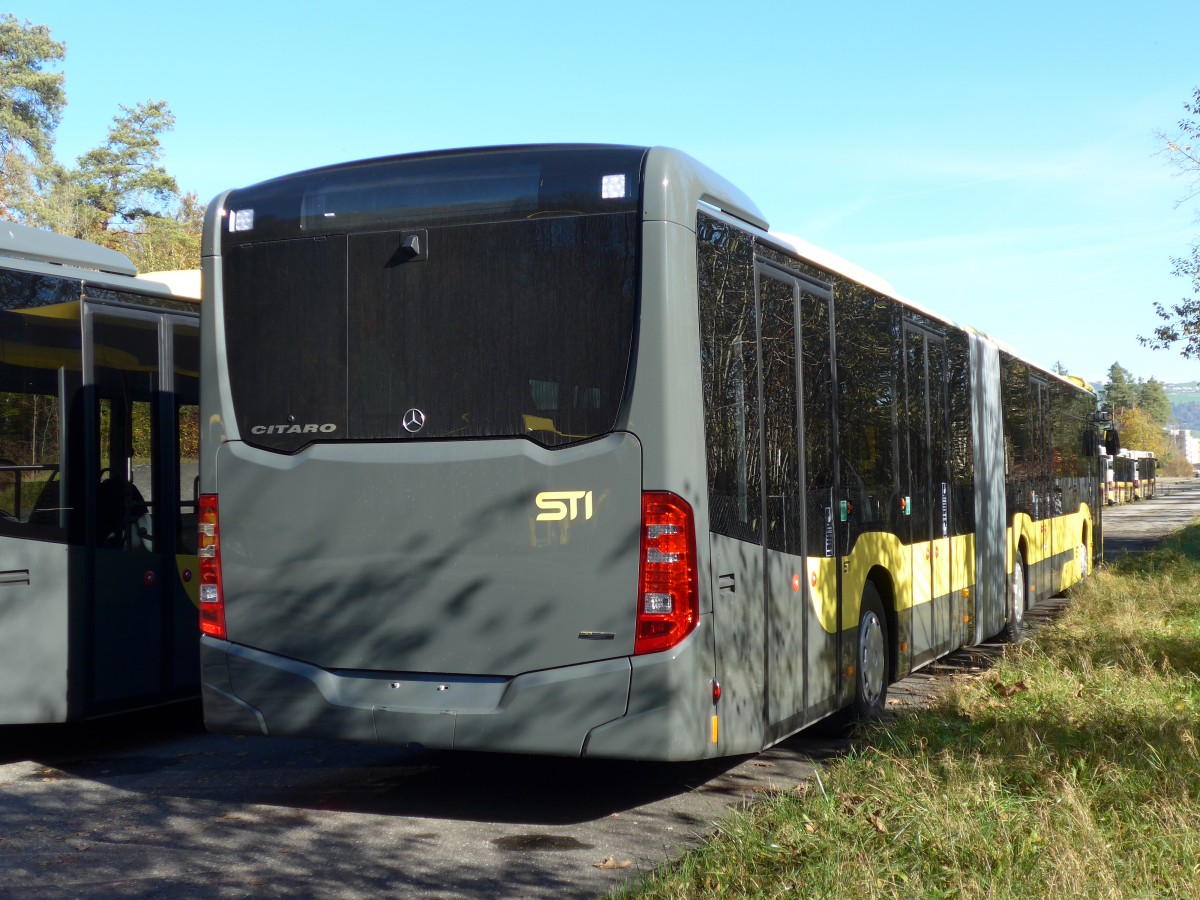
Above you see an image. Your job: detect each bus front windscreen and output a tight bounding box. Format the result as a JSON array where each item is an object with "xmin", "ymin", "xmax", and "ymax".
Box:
[{"xmin": 220, "ymin": 147, "xmax": 644, "ymax": 452}]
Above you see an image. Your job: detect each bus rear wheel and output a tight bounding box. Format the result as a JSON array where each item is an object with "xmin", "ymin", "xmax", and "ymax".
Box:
[
  {"xmin": 853, "ymin": 583, "xmax": 889, "ymax": 720},
  {"xmin": 1005, "ymin": 556, "xmax": 1027, "ymax": 643}
]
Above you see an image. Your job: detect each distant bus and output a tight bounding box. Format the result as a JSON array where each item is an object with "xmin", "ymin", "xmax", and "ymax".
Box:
[
  {"xmin": 198, "ymin": 146, "xmax": 1107, "ymax": 759},
  {"xmin": 1100, "ymin": 449, "xmax": 1117, "ymax": 505},
  {"xmin": 0, "ymin": 222, "xmax": 200, "ymax": 724},
  {"xmin": 1113, "ymin": 448, "xmax": 1156, "ymax": 503},
  {"xmin": 1127, "ymin": 450, "xmax": 1157, "ymax": 499},
  {"xmin": 1114, "ymin": 452, "xmax": 1133, "ymax": 503}
]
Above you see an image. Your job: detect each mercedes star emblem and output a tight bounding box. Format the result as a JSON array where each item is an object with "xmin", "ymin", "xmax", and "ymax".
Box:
[{"xmin": 402, "ymin": 408, "xmax": 426, "ymax": 433}]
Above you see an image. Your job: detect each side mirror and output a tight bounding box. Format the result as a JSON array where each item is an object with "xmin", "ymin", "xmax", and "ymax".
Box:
[
  {"xmin": 1104, "ymin": 428, "xmax": 1120, "ymax": 457},
  {"xmin": 1082, "ymin": 430, "xmax": 1098, "ymax": 457}
]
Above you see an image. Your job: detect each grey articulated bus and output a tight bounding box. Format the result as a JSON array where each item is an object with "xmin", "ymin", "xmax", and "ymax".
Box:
[
  {"xmin": 0, "ymin": 222, "xmax": 201, "ymax": 723},
  {"xmin": 198, "ymin": 146, "xmax": 1106, "ymax": 760}
]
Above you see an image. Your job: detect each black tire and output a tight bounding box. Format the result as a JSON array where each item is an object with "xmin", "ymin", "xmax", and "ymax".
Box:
[
  {"xmin": 1004, "ymin": 555, "xmax": 1027, "ymax": 643},
  {"xmin": 853, "ymin": 582, "xmax": 889, "ymax": 720}
]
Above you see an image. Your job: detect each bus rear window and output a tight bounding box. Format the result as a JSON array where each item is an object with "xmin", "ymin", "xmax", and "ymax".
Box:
[{"xmin": 222, "ymin": 212, "xmax": 638, "ymax": 451}]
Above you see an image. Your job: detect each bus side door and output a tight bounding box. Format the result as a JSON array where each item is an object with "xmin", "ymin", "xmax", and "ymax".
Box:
[
  {"xmin": 759, "ymin": 264, "xmax": 837, "ymax": 744},
  {"xmin": 84, "ymin": 309, "xmax": 198, "ymax": 714},
  {"xmin": 902, "ymin": 324, "xmax": 955, "ymax": 666}
]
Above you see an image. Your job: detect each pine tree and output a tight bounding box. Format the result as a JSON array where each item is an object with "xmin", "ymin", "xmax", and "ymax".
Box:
[
  {"xmin": 0, "ymin": 14, "xmax": 66, "ymax": 219},
  {"xmin": 1103, "ymin": 362, "xmax": 1138, "ymax": 412}
]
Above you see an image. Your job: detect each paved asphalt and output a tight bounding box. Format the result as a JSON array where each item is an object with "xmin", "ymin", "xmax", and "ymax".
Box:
[
  {"xmin": 2, "ymin": 480, "xmax": 1197, "ymax": 899},
  {"xmin": 1101, "ymin": 476, "xmax": 1200, "ymax": 560}
]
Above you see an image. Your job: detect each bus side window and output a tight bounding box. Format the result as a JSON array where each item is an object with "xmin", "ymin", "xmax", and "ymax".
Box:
[
  {"xmin": 0, "ymin": 385, "xmax": 67, "ymax": 540},
  {"xmin": 0, "ymin": 460, "xmax": 18, "ymax": 522}
]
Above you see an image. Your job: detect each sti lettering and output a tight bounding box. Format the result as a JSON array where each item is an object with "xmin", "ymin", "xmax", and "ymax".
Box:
[{"xmin": 535, "ymin": 491, "xmax": 594, "ymax": 522}]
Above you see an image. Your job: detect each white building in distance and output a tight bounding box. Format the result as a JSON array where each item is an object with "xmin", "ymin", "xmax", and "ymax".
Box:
[{"xmin": 1168, "ymin": 429, "xmax": 1200, "ymax": 466}]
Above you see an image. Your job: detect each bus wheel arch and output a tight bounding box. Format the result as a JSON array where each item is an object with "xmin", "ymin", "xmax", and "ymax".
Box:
[
  {"xmin": 865, "ymin": 567, "xmax": 899, "ymax": 683},
  {"xmin": 853, "ymin": 580, "xmax": 890, "ymax": 720}
]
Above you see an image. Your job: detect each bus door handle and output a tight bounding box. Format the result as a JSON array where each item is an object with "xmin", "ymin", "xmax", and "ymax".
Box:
[{"xmin": 718, "ymin": 573, "xmax": 736, "ymax": 594}]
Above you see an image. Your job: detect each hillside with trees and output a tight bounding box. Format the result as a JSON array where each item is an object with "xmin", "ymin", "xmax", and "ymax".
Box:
[
  {"xmin": 0, "ymin": 14, "xmax": 202, "ymax": 271},
  {"xmin": 1171, "ymin": 395, "xmax": 1200, "ymax": 430}
]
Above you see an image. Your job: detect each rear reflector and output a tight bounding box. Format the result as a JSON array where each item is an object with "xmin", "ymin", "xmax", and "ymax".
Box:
[
  {"xmin": 635, "ymin": 492, "xmax": 699, "ymax": 655},
  {"xmin": 198, "ymin": 494, "xmax": 227, "ymax": 640}
]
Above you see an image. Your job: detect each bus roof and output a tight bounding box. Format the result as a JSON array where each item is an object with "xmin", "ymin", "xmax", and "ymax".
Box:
[
  {"xmin": 138, "ymin": 269, "xmax": 201, "ymax": 301},
  {"xmin": 1, "ymin": 223, "xmax": 198, "ymax": 304},
  {"xmin": 768, "ymin": 231, "xmax": 900, "ymax": 299},
  {"xmin": 767, "ymin": 227, "xmax": 1093, "ymax": 394},
  {"xmin": 1, "ymin": 220, "xmax": 137, "ymax": 276}
]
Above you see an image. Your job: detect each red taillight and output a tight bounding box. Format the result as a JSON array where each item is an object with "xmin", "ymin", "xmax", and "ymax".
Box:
[
  {"xmin": 198, "ymin": 493, "xmax": 227, "ymax": 640},
  {"xmin": 635, "ymin": 492, "xmax": 699, "ymax": 655}
]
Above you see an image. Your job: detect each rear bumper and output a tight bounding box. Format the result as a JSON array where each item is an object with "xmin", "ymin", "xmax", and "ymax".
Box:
[
  {"xmin": 202, "ymin": 635, "xmax": 635, "ymax": 756},
  {"xmin": 201, "ymin": 617, "xmax": 715, "ymax": 759}
]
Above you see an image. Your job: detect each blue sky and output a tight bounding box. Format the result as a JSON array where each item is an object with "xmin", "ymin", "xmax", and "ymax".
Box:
[{"xmin": 18, "ymin": 1, "xmax": 1200, "ymax": 384}]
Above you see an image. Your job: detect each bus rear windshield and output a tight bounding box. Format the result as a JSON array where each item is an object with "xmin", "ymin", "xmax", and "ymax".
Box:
[
  {"xmin": 223, "ymin": 210, "xmax": 639, "ymax": 452},
  {"xmin": 222, "ymin": 146, "xmax": 646, "ymax": 242}
]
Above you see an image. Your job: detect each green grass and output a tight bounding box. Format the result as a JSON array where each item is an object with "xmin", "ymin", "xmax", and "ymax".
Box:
[{"xmin": 622, "ymin": 525, "xmax": 1200, "ymax": 899}]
